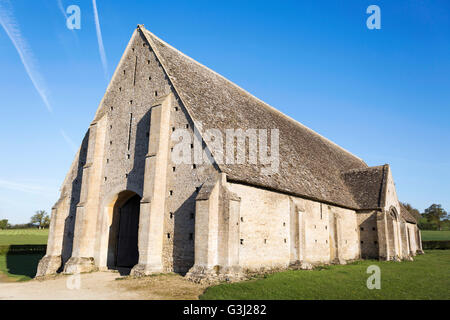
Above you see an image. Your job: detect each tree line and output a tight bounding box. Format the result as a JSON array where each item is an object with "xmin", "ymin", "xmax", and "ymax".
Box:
[
  {"xmin": 0, "ymin": 210, "xmax": 50, "ymax": 230},
  {"xmin": 403, "ymin": 203, "xmax": 449, "ymax": 231}
]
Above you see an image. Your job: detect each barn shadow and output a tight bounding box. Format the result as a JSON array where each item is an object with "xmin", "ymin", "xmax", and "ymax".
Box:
[{"xmin": 5, "ymin": 248, "xmax": 46, "ymax": 280}]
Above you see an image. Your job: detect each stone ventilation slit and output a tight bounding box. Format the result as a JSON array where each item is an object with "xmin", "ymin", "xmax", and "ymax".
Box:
[
  {"xmin": 169, "ymin": 190, "xmax": 173, "ymax": 196},
  {"xmin": 240, "ymin": 239, "xmax": 244, "ymax": 245},
  {"xmin": 192, "ymin": 164, "xmax": 196, "ymax": 169},
  {"xmin": 167, "ymin": 233, "xmax": 171, "ymax": 239},
  {"xmin": 127, "ymin": 113, "xmax": 133, "ymax": 151},
  {"xmin": 133, "ymin": 56, "xmax": 138, "ymax": 86},
  {"xmin": 169, "ymin": 212, "xmax": 173, "ymax": 219},
  {"xmin": 155, "ymin": 91, "xmax": 158, "ymax": 96},
  {"xmin": 172, "ymin": 167, "xmax": 176, "ymax": 172},
  {"xmin": 240, "ymin": 217, "xmax": 244, "ymax": 222}
]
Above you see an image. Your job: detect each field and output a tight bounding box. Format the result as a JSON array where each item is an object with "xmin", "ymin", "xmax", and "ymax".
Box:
[
  {"xmin": 0, "ymin": 229, "xmax": 48, "ymax": 281},
  {"xmin": 201, "ymin": 250, "xmax": 450, "ymax": 300},
  {"xmin": 421, "ymin": 230, "xmax": 450, "ymax": 241},
  {"xmin": 0, "ymin": 229, "xmax": 49, "ymax": 246},
  {"xmin": 0, "ymin": 229, "xmax": 449, "ymax": 299}
]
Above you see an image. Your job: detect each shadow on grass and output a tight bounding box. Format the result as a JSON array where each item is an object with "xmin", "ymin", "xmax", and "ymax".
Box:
[{"xmin": 5, "ymin": 253, "xmax": 44, "ymax": 279}]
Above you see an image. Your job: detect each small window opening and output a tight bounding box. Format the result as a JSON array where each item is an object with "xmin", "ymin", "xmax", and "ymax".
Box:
[{"xmin": 240, "ymin": 239, "xmax": 244, "ymax": 245}]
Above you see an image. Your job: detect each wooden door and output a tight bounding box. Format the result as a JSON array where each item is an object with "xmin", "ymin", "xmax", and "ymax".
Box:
[{"xmin": 116, "ymin": 195, "xmax": 140, "ymax": 267}]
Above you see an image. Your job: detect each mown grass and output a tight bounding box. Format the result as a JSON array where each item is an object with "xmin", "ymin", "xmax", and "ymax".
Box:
[
  {"xmin": 200, "ymin": 250, "xmax": 450, "ymax": 300},
  {"xmin": 0, "ymin": 253, "xmax": 45, "ymax": 281},
  {"xmin": 0, "ymin": 229, "xmax": 49, "ymax": 245},
  {"xmin": 0, "ymin": 229, "xmax": 48, "ymax": 281},
  {"xmin": 421, "ymin": 230, "xmax": 450, "ymax": 241}
]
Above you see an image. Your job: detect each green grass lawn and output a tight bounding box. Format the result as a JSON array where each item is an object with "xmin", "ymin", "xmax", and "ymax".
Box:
[
  {"xmin": 0, "ymin": 229, "xmax": 48, "ymax": 281},
  {"xmin": 421, "ymin": 230, "xmax": 450, "ymax": 241},
  {"xmin": 0, "ymin": 253, "xmax": 45, "ymax": 281},
  {"xmin": 201, "ymin": 250, "xmax": 450, "ymax": 300},
  {"xmin": 0, "ymin": 229, "xmax": 49, "ymax": 245}
]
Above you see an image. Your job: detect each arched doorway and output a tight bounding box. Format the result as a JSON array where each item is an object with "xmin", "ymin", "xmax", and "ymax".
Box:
[
  {"xmin": 107, "ymin": 191, "xmax": 141, "ymax": 273},
  {"xmin": 386, "ymin": 207, "xmax": 400, "ymax": 259}
]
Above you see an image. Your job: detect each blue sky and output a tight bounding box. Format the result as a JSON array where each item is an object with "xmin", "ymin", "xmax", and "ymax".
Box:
[{"xmin": 0, "ymin": 0, "xmax": 448, "ymax": 224}]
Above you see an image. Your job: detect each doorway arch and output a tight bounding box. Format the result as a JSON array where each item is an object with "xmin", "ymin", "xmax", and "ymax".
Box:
[{"xmin": 106, "ymin": 190, "xmax": 141, "ymax": 273}]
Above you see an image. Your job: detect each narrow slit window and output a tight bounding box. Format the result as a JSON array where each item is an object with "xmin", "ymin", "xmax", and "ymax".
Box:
[{"xmin": 127, "ymin": 113, "xmax": 133, "ymax": 150}]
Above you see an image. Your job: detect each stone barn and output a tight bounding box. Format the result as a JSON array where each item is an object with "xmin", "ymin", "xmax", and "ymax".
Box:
[{"xmin": 37, "ymin": 25, "xmax": 422, "ymax": 281}]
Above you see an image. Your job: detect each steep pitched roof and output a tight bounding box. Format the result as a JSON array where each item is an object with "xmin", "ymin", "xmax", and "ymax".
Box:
[
  {"xmin": 342, "ymin": 165, "xmax": 387, "ymax": 209},
  {"xmin": 139, "ymin": 26, "xmax": 379, "ymax": 209},
  {"xmin": 400, "ymin": 203, "xmax": 418, "ymax": 224}
]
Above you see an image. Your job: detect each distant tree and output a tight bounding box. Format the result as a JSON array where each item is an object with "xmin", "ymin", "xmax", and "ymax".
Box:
[
  {"xmin": 30, "ymin": 210, "xmax": 50, "ymax": 229},
  {"xmin": 422, "ymin": 204, "xmax": 448, "ymax": 231},
  {"xmin": 0, "ymin": 219, "xmax": 9, "ymax": 229},
  {"xmin": 401, "ymin": 202, "xmax": 422, "ymax": 221}
]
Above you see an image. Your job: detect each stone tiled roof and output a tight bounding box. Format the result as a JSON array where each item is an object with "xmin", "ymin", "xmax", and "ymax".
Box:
[
  {"xmin": 139, "ymin": 26, "xmax": 393, "ymax": 210},
  {"xmin": 400, "ymin": 203, "xmax": 418, "ymax": 224},
  {"xmin": 342, "ymin": 165, "xmax": 387, "ymax": 209}
]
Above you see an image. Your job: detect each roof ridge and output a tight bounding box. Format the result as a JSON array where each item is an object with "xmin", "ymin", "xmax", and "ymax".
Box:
[
  {"xmin": 139, "ymin": 26, "xmax": 366, "ymax": 166},
  {"xmin": 343, "ymin": 165, "xmax": 385, "ymax": 174}
]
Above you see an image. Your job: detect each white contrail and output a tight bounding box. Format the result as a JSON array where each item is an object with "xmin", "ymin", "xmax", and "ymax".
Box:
[
  {"xmin": 56, "ymin": 0, "xmax": 68, "ymax": 20},
  {"xmin": 0, "ymin": 179, "xmax": 56, "ymax": 196},
  {"xmin": 60, "ymin": 129, "xmax": 77, "ymax": 152},
  {"xmin": 92, "ymin": 0, "xmax": 109, "ymax": 80},
  {"xmin": 0, "ymin": 0, "xmax": 52, "ymax": 112}
]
